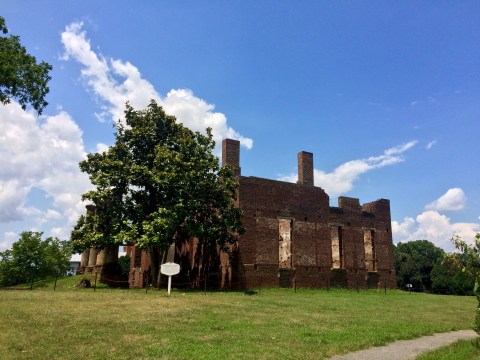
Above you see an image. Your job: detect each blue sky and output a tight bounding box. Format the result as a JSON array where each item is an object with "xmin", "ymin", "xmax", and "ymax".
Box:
[{"xmin": 1, "ymin": 1, "xmax": 479, "ymax": 252}]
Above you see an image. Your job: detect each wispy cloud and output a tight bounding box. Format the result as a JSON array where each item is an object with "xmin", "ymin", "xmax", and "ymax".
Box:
[
  {"xmin": 61, "ymin": 22, "xmax": 253, "ymax": 152},
  {"xmin": 409, "ymin": 96, "xmax": 436, "ymax": 107},
  {"xmin": 278, "ymin": 141, "xmax": 417, "ymax": 197},
  {"xmin": 426, "ymin": 140, "xmax": 437, "ymax": 149}
]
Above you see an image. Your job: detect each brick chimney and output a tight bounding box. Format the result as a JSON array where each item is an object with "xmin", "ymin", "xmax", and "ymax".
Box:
[
  {"xmin": 297, "ymin": 151, "xmax": 314, "ymax": 186},
  {"xmin": 222, "ymin": 138, "xmax": 241, "ymax": 176}
]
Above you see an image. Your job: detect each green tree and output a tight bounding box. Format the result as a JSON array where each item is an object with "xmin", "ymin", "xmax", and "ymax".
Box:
[
  {"xmin": 71, "ymin": 101, "xmax": 243, "ymax": 286},
  {"xmin": 431, "ymin": 255, "xmax": 475, "ymax": 296},
  {"xmin": 0, "ymin": 16, "xmax": 52, "ymax": 114},
  {"xmin": 448, "ymin": 234, "xmax": 480, "ymax": 346},
  {"xmin": 394, "ymin": 240, "xmax": 445, "ymax": 292},
  {"xmin": 0, "ymin": 231, "xmax": 72, "ymax": 287}
]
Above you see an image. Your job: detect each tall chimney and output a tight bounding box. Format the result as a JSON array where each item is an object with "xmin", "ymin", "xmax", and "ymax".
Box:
[
  {"xmin": 222, "ymin": 139, "xmax": 241, "ymax": 176},
  {"xmin": 297, "ymin": 151, "xmax": 314, "ymax": 186}
]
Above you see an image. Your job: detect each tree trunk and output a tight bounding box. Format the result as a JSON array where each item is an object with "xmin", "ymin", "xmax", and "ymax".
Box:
[{"xmin": 150, "ymin": 248, "xmax": 160, "ymax": 288}]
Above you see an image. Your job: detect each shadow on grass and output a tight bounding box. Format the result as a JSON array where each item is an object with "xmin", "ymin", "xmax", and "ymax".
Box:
[{"xmin": 0, "ymin": 284, "xmax": 48, "ymax": 290}]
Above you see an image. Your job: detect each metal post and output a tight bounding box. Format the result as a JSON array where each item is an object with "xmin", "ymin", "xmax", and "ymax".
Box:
[{"xmin": 94, "ymin": 271, "xmax": 98, "ymax": 292}]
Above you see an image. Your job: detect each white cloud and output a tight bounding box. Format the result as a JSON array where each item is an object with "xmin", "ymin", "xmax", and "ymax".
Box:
[
  {"xmin": 37, "ymin": 209, "xmax": 63, "ymax": 225},
  {"xmin": 426, "ymin": 140, "xmax": 437, "ymax": 149},
  {"xmin": 0, "ymin": 102, "xmax": 91, "ymax": 239},
  {"xmin": 0, "ymin": 232, "xmax": 17, "ymax": 250},
  {"xmin": 393, "ymin": 210, "xmax": 479, "ymax": 251},
  {"xmin": 61, "ymin": 22, "xmax": 253, "ymax": 152},
  {"xmin": 96, "ymin": 143, "xmax": 109, "ymax": 153},
  {"xmin": 391, "ymin": 216, "xmax": 416, "ymax": 239},
  {"xmin": 425, "ymin": 188, "xmax": 466, "ymax": 212},
  {"xmin": 50, "ymin": 227, "xmax": 66, "ymax": 239},
  {"xmin": 393, "ymin": 189, "xmax": 479, "ymax": 251},
  {"xmin": 278, "ymin": 140, "xmax": 417, "ymax": 197}
]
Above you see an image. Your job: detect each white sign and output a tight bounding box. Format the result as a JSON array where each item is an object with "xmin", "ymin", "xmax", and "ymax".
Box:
[
  {"xmin": 161, "ymin": 262, "xmax": 180, "ymax": 296},
  {"xmin": 161, "ymin": 262, "xmax": 180, "ymax": 276}
]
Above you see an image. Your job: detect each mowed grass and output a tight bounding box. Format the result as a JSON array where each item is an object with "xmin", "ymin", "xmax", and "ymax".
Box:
[
  {"xmin": 0, "ymin": 276, "xmax": 476, "ymax": 360},
  {"xmin": 416, "ymin": 339, "xmax": 480, "ymax": 360}
]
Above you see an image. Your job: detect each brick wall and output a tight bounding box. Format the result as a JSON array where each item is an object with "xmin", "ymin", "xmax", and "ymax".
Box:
[{"xmin": 127, "ymin": 139, "xmax": 397, "ymax": 290}]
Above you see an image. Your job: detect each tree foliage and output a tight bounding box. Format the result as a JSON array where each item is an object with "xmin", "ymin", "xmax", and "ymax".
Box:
[
  {"xmin": 449, "ymin": 234, "xmax": 480, "ymax": 286},
  {"xmin": 394, "ymin": 238, "xmax": 475, "ymax": 296},
  {"xmin": 0, "ymin": 231, "xmax": 72, "ymax": 287},
  {"xmin": 394, "ymin": 240, "xmax": 445, "ymax": 292},
  {"xmin": 448, "ymin": 234, "xmax": 480, "ymax": 346},
  {"xmin": 431, "ymin": 255, "xmax": 475, "ymax": 296},
  {"xmin": 118, "ymin": 255, "xmax": 131, "ymax": 277},
  {"xmin": 71, "ymin": 101, "xmax": 243, "ymax": 285},
  {"xmin": 0, "ymin": 16, "xmax": 52, "ymax": 114}
]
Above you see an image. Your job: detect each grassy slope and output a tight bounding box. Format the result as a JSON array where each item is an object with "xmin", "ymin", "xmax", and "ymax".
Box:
[{"xmin": 0, "ymin": 276, "xmax": 476, "ymax": 360}]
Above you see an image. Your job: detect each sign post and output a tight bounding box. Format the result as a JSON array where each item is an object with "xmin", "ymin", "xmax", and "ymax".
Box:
[
  {"xmin": 160, "ymin": 262, "xmax": 180, "ymax": 296},
  {"xmin": 406, "ymin": 283, "xmax": 412, "ymax": 294}
]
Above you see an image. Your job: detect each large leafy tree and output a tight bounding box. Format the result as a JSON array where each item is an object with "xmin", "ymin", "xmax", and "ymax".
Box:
[
  {"xmin": 0, "ymin": 231, "xmax": 72, "ymax": 287},
  {"xmin": 71, "ymin": 101, "xmax": 243, "ymax": 286},
  {"xmin": 394, "ymin": 240, "xmax": 445, "ymax": 292},
  {"xmin": 0, "ymin": 16, "xmax": 52, "ymax": 114}
]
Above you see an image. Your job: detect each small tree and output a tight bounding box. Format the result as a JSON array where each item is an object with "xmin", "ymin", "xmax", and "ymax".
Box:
[
  {"xmin": 449, "ymin": 234, "xmax": 480, "ymax": 346},
  {"xmin": 0, "ymin": 232, "xmax": 71, "ymax": 287},
  {"xmin": 0, "ymin": 16, "xmax": 52, "ymax": 114}
]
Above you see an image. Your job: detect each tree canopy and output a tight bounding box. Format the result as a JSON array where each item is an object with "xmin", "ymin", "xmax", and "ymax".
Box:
[
  {"xmin": 0, "ymin": 16, "xmax": 52, "ymax": 114},
  {"xmin": 71, "ymin": 101, "xmax": 243, "ymax": 284},
  {"xmin": 449, "ymin": 234, "xmax": 480, "ymax": 288},
  {"xmin": 394, "ymin": 238, "xmax": 476, "ymax": 296},
  {"xmin": 394, "ymin": 240, "xmax": 445, "ymax": 292},
  {"xmin": 430, "ymin": 254, "xmax": 475, "ymax": 296},
  {"xmin": 0, "ymin": 231, "xmax": 71, "ymax": 287}
]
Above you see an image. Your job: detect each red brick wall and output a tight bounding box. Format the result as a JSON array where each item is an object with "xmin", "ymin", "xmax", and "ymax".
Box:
[
  {"xmin": 227, "ymin": 175, "xmax": 396, "ymax": 290},
  {"xmin": 127, "ymin": 140, "xmax": 397, "ymax": 291}
]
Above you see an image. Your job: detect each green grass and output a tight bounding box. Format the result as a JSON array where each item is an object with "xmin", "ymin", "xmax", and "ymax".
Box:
[
  {"xmin": 415, "ymin": 339, "xmax": 480, "ymax": 360},
  {"xmin": 0, "ymin": 275, "xmax": 477, "ymax": 359}
]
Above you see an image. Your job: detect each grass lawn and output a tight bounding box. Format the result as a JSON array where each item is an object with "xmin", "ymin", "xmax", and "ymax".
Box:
[
  {"xmin": 416, "ymin": 339, "xmax": 480, "ymax": 360},
  {"xmin": 0, "ymin": 275, "xmax": 477, "ymax": 359}
]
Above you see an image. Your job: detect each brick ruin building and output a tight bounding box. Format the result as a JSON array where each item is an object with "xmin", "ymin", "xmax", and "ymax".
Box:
[{"xmin": 78, "ymin": 139, "xmax": 396, "ymax": 290}]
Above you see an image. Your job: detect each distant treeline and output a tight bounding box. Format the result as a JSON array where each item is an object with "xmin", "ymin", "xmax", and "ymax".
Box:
[{"xmin": 394, "ymin": 240, "xmax": 474, "ymax": 295}]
